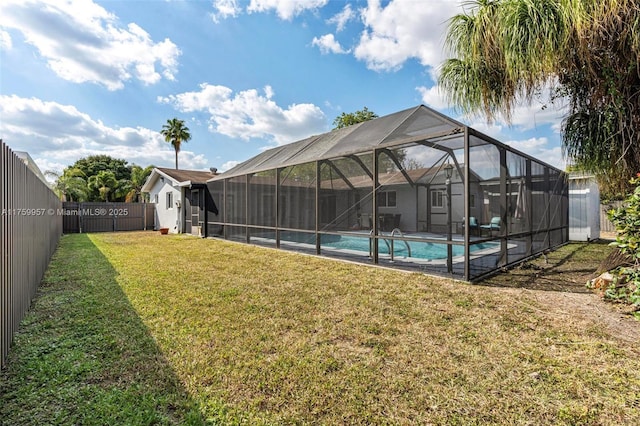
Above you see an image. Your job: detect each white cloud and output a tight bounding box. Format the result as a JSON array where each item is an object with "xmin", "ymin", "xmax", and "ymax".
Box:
[
  {"xmin": 464, "ymin": 98, "xmax": 567, "ymax": 137},
  {"xmin": 505, "ymin": 137, "xmax": 566, "ymax": 170},
  {"xmin": 0, "ymin": 0, "xmax": 181, "ymax": 90},
  {"xmin": 354, "ymin": 0, "xmax": 460, "ymax": 72},
  {"xmin": 35, "ymin": 158, "xmax": 69, "ymax": 178},
  {"xmin": 220, "ymin": 160, "xmax": 240, "ymax": 172},
  {"xmin": 208, "ymin": 0, "xmax": 459, "ymax": 75},
  {"xmin": 211, "ymin": 0, "xmax": 242, "ymax": 23},
  {"xmin": 247, "ymin": 0, "xmax": 328, "ymax": 20},
  {"xmin": 463, "ymin": 115, "xmax": 566, "ymax": 170},
  {"xmin": 509, "ymin": 97, "xmax": 568, "ymax": 132},
  {"xmin": 0, "ymin": 30, "xmax": 12, "ymax": 50},
  {"xmin": 312, "ymin": 34, "xmax": 348, "ymax": 54},
  {"xmin": 415, "ymin": 84, "xmax": 567, "ymax": 169},
  {"xmin": 467, "ymin": 120, "xmax": 505, "ymax": 140},
  {"xmin": 0, "ymin": 95, "xmax": 207, "ymax": 172},
  {"xmin": 418, "ymin": 82, "xmax": 568, "ymax": 141},
  {"xmin": 158, "ymin": 84, "xmax": 327, "ymax": 145},
  {"xmin": 465, "ymin": 114, "xmax": 566, "ymax": 169},
  {"xmin": 327, "ymin": 4, "xmax": 356, "ymax": 32},
  {"xmin": 416, "ymin": 85, "xmax": 449, "ymax": 110}
]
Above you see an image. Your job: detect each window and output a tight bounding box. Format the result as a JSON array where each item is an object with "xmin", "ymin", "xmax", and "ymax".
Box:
[
  {"xmin": 431, "ymin": 189, "xmax": 444, "ymax": 208},
  {"xmin": 154, "ymin": 194, "xmax": 159, "ymax": 204},
  {"xmin": 166, "ymin": 192, "xmax": 173, "ymax": 209},
  {"xmin": 377, "ymin": 191, "xmax": 397, "ymax": 207},
  {"xmin": 470, "ymin": 194, "xmax": 475, "ymax": 208}
]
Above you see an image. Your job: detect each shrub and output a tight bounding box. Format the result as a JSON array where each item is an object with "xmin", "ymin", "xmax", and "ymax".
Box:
[{"xmin": 605, "ymin": 174, "xmax": 640, "ymax": 307}]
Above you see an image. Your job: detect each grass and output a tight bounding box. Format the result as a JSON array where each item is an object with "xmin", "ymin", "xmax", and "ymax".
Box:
[
  {"xmin": 481, "ymin": 241, "xmax": 617, "ymax": 292},
  {"xmin": 1, "ymin": 232, "xmax": 640, "ymax": 425},
  {"xmin": 0, "ymin": 233, "xmax": 203, "ymax": 425}
]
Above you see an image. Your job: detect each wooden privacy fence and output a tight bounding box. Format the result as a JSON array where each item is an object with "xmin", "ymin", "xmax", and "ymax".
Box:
[
  {"xmin": 1, "ymin": 140, "xmax": 62, "ymax": 368},
  {"xmin": 62, "ymin": 202, "xmax": 154, "ymax": 233},
  {"xmin": 600, "ymin": 201, "xmax": 622, "ymax": 234}
]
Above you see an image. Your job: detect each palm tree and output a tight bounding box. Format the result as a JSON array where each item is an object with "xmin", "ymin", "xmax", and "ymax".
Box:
[
  {"xmin": 161, "ymin": 118, "xmax": 191, "ymax": 169},
  {"xmin": 46, "ymin": 168, "xmax": 89, "ymax": 202},
  {"xmin": 88, "ymin": 171, "xmax": 117, "ymax": 202},
  {"xmin": 125, "ymin": 165, "xmax": 154, "ymax": 202},
  {"xmin": 439, "ymin": 0, "xmax": 640, "ymax": 197},
  {"xmin": 114, "ymin": 178, "xmax": 134, "ymax": 202}
]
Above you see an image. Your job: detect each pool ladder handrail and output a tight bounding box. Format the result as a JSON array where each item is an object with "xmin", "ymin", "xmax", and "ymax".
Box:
[
  {"xmin": 369, "ymin": 228, "xmax": 412, "ymax": 261},
  {"xmin": 389, "ymin": 228, "xmax": 411, "ymax": 261}
]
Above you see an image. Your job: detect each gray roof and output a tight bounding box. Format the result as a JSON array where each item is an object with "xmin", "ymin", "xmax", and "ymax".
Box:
[
  {"xmin": 156, "ymin": 167, "xmax": 217, "ymax": 184},
  {"xmin": 211, "ymin": 105, "xmax": 464, "ymax": 181},
  {"xmin": 142, "ymin": 167, "xmax": 218, "ymax": 192}
]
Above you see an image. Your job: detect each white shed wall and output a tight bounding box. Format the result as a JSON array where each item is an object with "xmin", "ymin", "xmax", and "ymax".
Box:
[{"xmin": 569, "ymin": 175, "xmax": 600, "ymax": 241}]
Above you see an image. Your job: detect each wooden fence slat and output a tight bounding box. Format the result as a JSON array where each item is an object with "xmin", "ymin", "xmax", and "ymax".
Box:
[{"xmin": 600, "ymin": 201, "xmax": 622, "ymax": 233}]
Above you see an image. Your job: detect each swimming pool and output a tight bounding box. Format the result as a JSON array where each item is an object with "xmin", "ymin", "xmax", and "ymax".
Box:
[
  {"xmin": 273, "ymin": 232, "xmax": 498, "ymax": 261},
  {"xmin": 322, "ymin": 235, "xmax": 497, "ymax": 260}
]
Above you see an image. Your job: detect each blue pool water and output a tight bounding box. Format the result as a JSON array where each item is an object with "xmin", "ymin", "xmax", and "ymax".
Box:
[{"xmin": 276, "ymin": 232, "xmax": 497, "ymax": 260}]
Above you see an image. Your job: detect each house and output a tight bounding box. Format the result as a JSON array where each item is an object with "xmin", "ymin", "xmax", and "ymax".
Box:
[
  {"xmin": 142, "ymin": 167, "xmax": 218, "ymax": 234},
  {"xmin": 14, "ymin": 151, "xmax": 49, "ymax": 186}
]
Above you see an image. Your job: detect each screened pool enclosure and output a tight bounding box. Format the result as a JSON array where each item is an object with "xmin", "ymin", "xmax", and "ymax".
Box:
[{"xmin": 205, "ymin": 105, "xmax": 568, "ymax": 281}]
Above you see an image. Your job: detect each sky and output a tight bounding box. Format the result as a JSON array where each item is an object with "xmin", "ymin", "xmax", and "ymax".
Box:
[{"xmin": 0, "ymin": 0, "xmax": 569, "ymax": 178}]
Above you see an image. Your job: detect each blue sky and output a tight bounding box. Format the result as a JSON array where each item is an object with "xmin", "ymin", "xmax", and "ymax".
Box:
[{"xmin": 0, "ymin": 0, "xmax": 567, "ymax": 177}]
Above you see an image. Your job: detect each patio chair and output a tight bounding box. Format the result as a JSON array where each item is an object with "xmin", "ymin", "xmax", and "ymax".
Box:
[
  {"xmin": 462, "ymin": 217, "xmax": 480, "ymax": 236},
  {"xmin": 480, "ymin": 216, "xmax": 501, "ymax": 235},
  {"xmin": 470, "ymin": 216, "xmax": 479, "ymax": 236}
]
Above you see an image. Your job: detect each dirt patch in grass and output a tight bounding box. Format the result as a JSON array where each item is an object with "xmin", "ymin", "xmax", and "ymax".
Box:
[{"xmin": 480, "ymin": 239, "xmax": 640, "ymax": 346}]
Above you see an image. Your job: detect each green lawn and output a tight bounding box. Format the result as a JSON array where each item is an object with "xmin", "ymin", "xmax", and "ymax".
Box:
[{"xmin": 1, "ymin": 232, "xmax": 639, "ymax": 425}]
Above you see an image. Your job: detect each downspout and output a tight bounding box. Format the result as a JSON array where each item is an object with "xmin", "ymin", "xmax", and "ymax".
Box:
[{"xmin": 178, "ymin": 187, "xmax": 184, "ymax": 233}]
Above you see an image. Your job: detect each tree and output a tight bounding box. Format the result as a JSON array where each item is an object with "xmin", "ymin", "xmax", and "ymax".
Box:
[
  {"xmin": 329, "ymin": 107, "xmax": 411, "ymax": 176},
  {"xmin": 63, "ymin": 155, "xmax": 132, "ymax": 202},
  {"xmin": 439, "ymin": 0, "xmax": 640, "ymax": 197},
  {"xmin": 73, "ymin": 155, "xmax": 130, "ymax": 181},
  {"xmin": 45, "ymin": 168, "xmax": 88, "ymax": 202},
  {"xmin": 52, "ymin": 155, "xmax": 152, "ymax": 202},
  {"xmin": 88, "ymin": 171, "xmax": 118, "ymax": 202},
  {"xmin": 332, "ymin": 107, "xmax": 379, "ymax": 130},
  {"xmin": 125, "ymin": 165, "xmax": 154, "ymax": 202},
  {"xmin": 161, "ymin": 118, "xmax": 191, "ymax": 169}
]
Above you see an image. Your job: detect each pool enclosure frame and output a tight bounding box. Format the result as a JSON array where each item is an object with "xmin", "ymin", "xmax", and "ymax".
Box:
[{"xmin": 205, "ymin": 105, "xmax": 568, "ymax": 281}]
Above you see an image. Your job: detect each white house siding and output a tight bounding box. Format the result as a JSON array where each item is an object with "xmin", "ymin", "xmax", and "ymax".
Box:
[
  {"xmin": 377, "ymin": 185, "xmax": 415, "ymax": 231},
  {"xmin": 395, "ymin": 181, "xmax": 483, "ymax": 235},
  {"xmin": 148, "ymin": 178, "xmax": 182, "ymax": 233}
]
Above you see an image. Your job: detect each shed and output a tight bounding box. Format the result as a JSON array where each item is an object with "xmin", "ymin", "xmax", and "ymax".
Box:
[{"xmin": 568, "ymin": 173, "xmax": 600, "ymax": 241}]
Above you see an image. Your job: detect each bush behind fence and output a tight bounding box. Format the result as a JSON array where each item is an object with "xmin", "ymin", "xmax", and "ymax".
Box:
[{"xmin": 1, "ymin": 140, "xmax": 62, "ymax": 368}]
